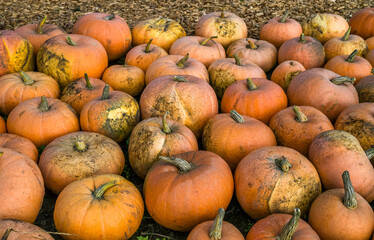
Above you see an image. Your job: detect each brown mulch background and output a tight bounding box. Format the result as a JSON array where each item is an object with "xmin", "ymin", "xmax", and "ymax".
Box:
[{"xmin": 1, "ymin": 0, "xmax": 374, "ymax": 240}]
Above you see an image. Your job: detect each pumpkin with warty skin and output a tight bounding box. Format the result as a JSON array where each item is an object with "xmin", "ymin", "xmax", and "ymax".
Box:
[
  {"xmin": 72, "ymin": 13, "xmax": 132, "ymax": 61},
  {"xmin": 0, "ymin": 219, "xmax": 54, "ymax": 240},
  {"xmin": 0, "ymin": 30, "xmax": 34, "ymax": 77},
  {"xmin": 349, "ymin": 8, "xmax": 374, "ymax": 39},
  {"xmin": 0, "ymin": 118, "xmax": 5, "ymax": 134},
  {"xmin": 0, "ymin": 71, "xmax": 60, "ymax": 115},
  {"xmin": 144, "ymin": 151, "xmax": 234, "ymax": 232},
  {"xmin": 54, "ymin": 174, "xmax": 144, "ymax": 240},
  {"xmin": 7, "ymin": 96, "xmax": 80, "ymax": 148},
  {"xmin": 270, "ymin": 60, "xmax": 305, "ymax": 91},
  {"xmin": 0, "ymin": 148, "xmax": 44, "ymax": 223},
  {"xmin": 355, "ymin": 74, "xmax": 374, "ymax": 102},
  {"xmin": 0, "ymin": 133, "xmax": 38, "ymax": 162}
]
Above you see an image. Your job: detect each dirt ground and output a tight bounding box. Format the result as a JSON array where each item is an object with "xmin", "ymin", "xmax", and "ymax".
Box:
[{"xmin": 1, "ymin": 0, "xmax": 374, "ymax": 239}]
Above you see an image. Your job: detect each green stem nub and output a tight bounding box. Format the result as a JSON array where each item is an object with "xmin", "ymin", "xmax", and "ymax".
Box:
[
  {"xmin": 36, "ymin": 15, "xmax": 47, "ymax": 34},
  {"xmin": 247, "ymin": 78, "xmax": 257, "ymax": 90},
  {"xmin": 102, "ymin": 84, "xmax": 110, "ymax": 100},
  {"xmin": 176, "ymin": 53, "xmax": 189, "ymax": 68},
  {"xmin": 342, "ymin": 27, "xmax": 351, "ymax": 41},
  {"xmin": 104, "ymin": 14, "xmax": 115, "ymax": 20},
  {"xmin": 277, "ymin": 208, "xmax": 301, "ymax": 240},
  {"xmin": 159, "ymin": 156, "xmax": 195, "ymax": 173},
  {"xmin": 174, "ymin": 75, "xmax": 187, "ymax": 82},
  {"xmin": 299, "ymin": 33, "xmax": 306, "ymax": 43},
  {"xmin": 345, "ymin": 49, "xmax": 358, "ymax": 63},
  {"xmin": 162, "ymin": 111, "xmax": 171, "ymax": 134},
  {"xmin": 66, "ymin": 35, "xmax": 77, "ymax": 46},
  {"xmin": 293, "ymin": 106, "xmax": 308, "ymax": 122},
  {"xmin": 1, "ymin": 228, "xmax": 13, "ymax": 240},
  {"xmin": 93, "ymin": 180, "xmax": 117, "ymax": 199},
  {"xmin": 19, "ymin": 71, "xmax": 35, "ymax": 85},
  {"xmin": 74, "ymin": 140, "xmax": 87, "ymax": 152},
  {"xmin": 201, "ymin": 36, "xmax": 218, "ymax": 46},
  {"xmin": 342, "ymin": 171, "xmax": 357, "ymax": 209},
  {"xmin": 84, "ymin": 73, "xmax": 93, "ymax": 89},
  {"xmin": 233, "ymin": 54, "xmax": 242, "ymax": 66},
  {"xmin": 330, "ymin": 76, "xmax": 355, "ymax": 85},
  {"xmin": 145, "ymin": 39, "xmax": 153, "ymax": 53},
  {"xmin": 275, "ymin": 156, "xmax": 292, "ymax": 172},
  {"xmin": 220, "ymin": 10, "xmax": 225, "ymax": 18},
  {"xmin": 39, "ymin": 96, "xmax": 50, "ymax": 112},
  {"xmin": 230, "ymin": 110, "xmax": 244, "ymax": 123},
  {"xmin": 280, "ymin": 10, "xmax": 290, "ymax": 23},
  {"xmin": 209, "ymin": 208, "xmax": 225, "ymax": 240}
]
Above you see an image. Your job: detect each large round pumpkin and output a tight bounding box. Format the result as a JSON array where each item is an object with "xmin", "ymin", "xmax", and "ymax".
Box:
[
  {"xmin": 54, "ymin": 174, "xmax": 144, "ymax": 240},
  {"xmin": 0, "ymin": 133, "xmax": 38, "ymax": 162},
  {"xmin": 349, "ymin": 8, "xmax": 374, "ymax": 39},
  {"xmin": 0, "ymin": 219, "xmax": 54, "ymax": 240}
]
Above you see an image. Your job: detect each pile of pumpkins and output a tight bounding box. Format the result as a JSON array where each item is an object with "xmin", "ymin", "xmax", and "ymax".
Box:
[{"xmin": 0, "ymin": 6, "xmax": 373, "ymax": 240}]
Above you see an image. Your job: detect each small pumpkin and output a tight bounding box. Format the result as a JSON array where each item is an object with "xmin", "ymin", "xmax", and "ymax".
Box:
[
  {"xmin": 270, "ymin": 60, "xmax": 305, "ymax": 91},
  {"xmin": 349, "ymin": 8, "xmax": 374, "ymax": 39},
  {"xmin": 0, "ymin": 133, "xmax": 38, "ymax": 162},
  {"xmin": 54, "ymin": 174, "xmax": 144, "ymax": 240},
  {"xmin": 355, "ymin": 73, "xmax": 374, "ymax": 102},
  {"xmin": 0, "ymin": 219, "xmax": 54, "ymax": 240}
]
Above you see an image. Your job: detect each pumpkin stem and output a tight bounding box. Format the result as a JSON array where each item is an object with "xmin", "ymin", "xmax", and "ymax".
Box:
[
  {"xmin": 233, "ymin": 54, "xmax": 242, "ymax": 66},
  {"xmin": 275, "ymin": 156, "xmax": 292, "ymax": 172},
  {"xmin": 341, "ymin": 27, "xmax": 351, "ymax": 41},
  {"xmin": 84, "ymin": 73, "xmax": 93, "ymax": 89},
  {"xmin": 365, "ymin": 148, "xmax": 374, "ymax": 166},
  {"xmin": 220, "ymin": 10, "xmax": 225, "ymax": 18},
  {"xmin": 74, "ymin": 140, "xmax": 87, "ymax": 152},
  {"xmin": 174, "ymin": 75, "xmax": 188, "ymax": 82},
  {"xmin": 0, "ymin": 152, "xmax": 3, "ymax": 158},
  {"xmin": 209, "ymin": 208, "xmax": 225, "ymax": 240},
  {"xmin": 19, "ymin": 71, "xmax": 35, "ymax": 85},
  {"xmin": 93, "ymin": 180, "xmax": 117, "ymax": 199},
  {"xmin": 289, "ymin": 61, "xmax": 295, "ymax": 66},
  {"xmin": 162, "ymin": 111, "xmax": 171, "ymax": 134},
  {"xmin": 176, "ymin": 53, "xmax": 189, "ymax": 68},
  {"xmin": 230, "ymin": 110, "xmax": 244, "ymax": 123},
  {"xmin": 342, "ymin": 171, "xmax": 357, "ymax": 209},
  {"xmin": 345, "ymin": 49, "xmax": 358, "ymax": 63},
  {"xmin": 1, "ymin": 228, "xmax": 13, "ymax": 240},
  {"xmin": 101, "ymin": 84, "xmax": 110, "ymax": 100},
  {"xmin": 39, "ymin": 96, "xmax": 50, "ymax": 112},
  {"xmin": 247, "ymin": 78, "xmax": 257, "ymax": 90},
  {"xmin": 280, "ymin": 10, "xmax": 290, "ymax": 23},
  {"xmin": 36, "ymin": 15, "xmax": 47, "ymax": 34},
  {"xmin": 66, "ymin": 35, "xmax": 77, "ymax": 46},
  {"xmin": 299, "ymin": 33, "xmax": 306, "ymax": 43},
  {"xmin": 246, "ymin": 40, "xmax": 258, "ymax": 50},
  {"xmin": 293, "ymin": 106, "xmax": 308, "ymax": 122},
  {"xmin": 159, "ymin": 156, "xmax": 195, "ymax": 173},
  {"xmin": 201, "ymin": 36, "xmax": 218, "ymax": 46},
  {"xmin": 277, "ymin": 208, "xmax": 301, "ymax": 240},
  {"xmin": 330, "ymin": 76, "xmax": 355, "ymax": 85},
  {"xmin": 104, "ymin": 14, "xmax": 115, "ymax": 20},
  {"xmin": 145, "ymin": 39, "xmax": 153, "ymax": 53}
]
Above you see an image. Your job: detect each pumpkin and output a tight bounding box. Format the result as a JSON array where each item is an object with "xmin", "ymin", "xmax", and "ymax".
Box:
[
  {"xmin": 270, "ymin": 60, "xmax": 305, "ymax": 91},
  {"xmin": 302, "ymin": 13, "xmax": 349, "ymax": 44},
  {"xmin": 0, "ymin": 118, "xmax": 5, "ymax": 134},
  {"xmin": 0, "ymin": 148, "xmax": 44, "ymax": 223},
  {"xmin": 349, "ymin": 8, "xmax": 374, "ymax": 39},
  {"xmin": 324, "ymin": 49, "xmax": 372, "ymax": 85},
  {"xmin": 202, "ymin": 110, "xmax": 277, "ymax": 170},
  {"xmin": 287, "ymin": 68, "xmax": 359, "ymax": 122},
  {"xmin": 278, "ymin": 33, "xmax": 325, "ymax": 69},
  {"xmin": 15, "ymin": 15, "xmax": 66, "ymax": 55},
  {"xmin": 234, "ymin": 146, "xmax": 321, "ymax": 220},
  {"xmin": 308, "ymin": 130, "xmax": 374, "ymax": 202},
  {"xmin": 246, "ymin": 208, "xmax": 320, "ymax": 240},
  {"xmin": 308, "ymin": 171, "xmax": 374, "ymax": 240},
  {"xmin": 0, "ymin": 133, "xmax": 38, "ymax": 162},
  {"xmin": 366, "ymin": 36, "xmax": 374, "ymax": 50},
  {"xmin": 61, "ymin": 73, "xmax": 113, "ymax": 115},
  {"xmin": 221, "ymin": 78, "xmax": 288, "ymax": 124},
  {"xmin": 140, "ymin": 75, "xmax": 218, "ymax": 138},
  {"xmin": 80, "ymin": 85, "xmax": 140, "ymax": 143},
  {"xmin": 128, "ymin": 112, "xmax": 198, "ymax": 179},
  {"xmin": 187, "ymin": 208, "xmax": 245, "ymax": 240},
  {"xmin": 226, "ymin": 38, "xmax": 278, "ymax": 72},
  {"xmin": 324, "ymin": 27, "xmax": 368, "ymax": 61},
  {"xmin": 37, "ymin": 34, "xmax": 108, "ymax": 88},
  {"xmin": 0, "ymin": 30, "xmax": 34, "ymax": 77},
  {"xmin": 7, "ymin": 96, "xmax": 80, "ymax": 148},
  {"xmin": 125, "ymin": 39, "xmax": 168, "ymax": 72},
  {"xmin": 143, "ymin": 151, "xmax": 234, "ymax": 232},
  {"xmin": 38, "ymin": 131, "xmax": 125, "ymax": 194},
  {"xmin": 195, "ymin": 11, "xmax": 247, "ymax": 48},
  {"xmin": 145, "ymin": 54, "xmax": 209, "ymax": 85},
  {"xmin": 208, "ymin": 55, "xmax": 266, "ymax": 99},
  {"xmin": 365, "ymin": 48, "xmax": 374, "ymax": 66},
  {"xmin": 54, "ymin": 174, "xmax": 144, "ymax": 240},
  {"xmin": 259, "ymin": 10, "xmax": 303, "ymax": 49},
  {"xmin": 334, "ymin": 103, "xmax": 374, "ymax": 151},
  {"xmin": 0, "ymin": 71, "xmax": 60, "ymax": 115},
  {"xmin": 355, "ymin": 74, "xmax": 374, "ymax": 102},
  {"xmin": 72, "ymin": 13, "xmax": 131, "ymax": 61},
  {"xmin": 169, "ymin": 36, "xmax": 226, "ymax": 67},
  {"xmin": 269, "ymin": 105, "xmax": 334, "ymax": 157},
  {"xmin": 102, "ymin": 62, "xmax": 145, "ymax": 97},
  {"xmin": 0, "ymin": 219, "xmax": 54, "ymax": 240},
  {"xmin": 132, "ymin": 17, "xmax": 186, "ymax": 51}
]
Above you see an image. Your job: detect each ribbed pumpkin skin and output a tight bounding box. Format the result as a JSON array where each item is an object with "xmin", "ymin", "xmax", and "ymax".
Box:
[
  {"xmin": 0, "ymin": 147, "xmax": 44, "ymax": 223},
  {"xmin": 0, "ymin": 133, "xmax": 38, "ymax": 162},
  {"xmin": 0, "ymin": 219, "xmax": 54, "ymax": 240},
  {"xmin": 0, "ymin": 30, "xmax": 34, "ymax": 77},
  {"xmin": 349, "ymin": 8, "xmax": 374, "ymax": 39},
  {"xmin": 187, "ymin": 220, "xmax": 244, "ymax": 240},
  {"xmin": 0, "ymin": 71, "xmax": 60, "ymax": 115},
  {"xmin": 355, "ymin": 75, "xmax": 374, "ymax": 102},
  {"xmin": 54, "ymin": 174, "xmax": 144, "ymax": 240}
]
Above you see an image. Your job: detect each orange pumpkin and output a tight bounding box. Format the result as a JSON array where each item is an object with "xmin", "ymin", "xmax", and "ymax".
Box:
[
  {"xmin": 270, "ymin": 60, "xmax": 305, "ymax": 91},
  {"xmin": 0, "ymin": 219, "xmax": 54, "ymax": 240},
  {"xmin": 0, "ymin": 148, "xmax": 44, "ymax": 223},
  {"xmin": 0, "ymin": 118, "xmax": 5, "ymax": 133},
  {"xmin": 366, "ymin": 36, "xmax": 374, "ymax": 50},
  {"xmin": 349, "ymin": 8, "xmax": 374, "ymax": 39},
  {"xmin": 0, "ymin": 30, "xmax": 34, "ymax": 77},
  {"xmin": 0, "ymin": 133, "xmax": 38, "ymax": 162},
  {"xmin": 37, "ymin": 34, "xmax": 108, "ymax": 88},
  {"xmin": 54, "ymin": 174, "xmax": 144, "ymax": 240},
  {"xmin": 355, "ymin": 74, "xmax": 374, "ymax": 102},
  {"xmin": 7, "ymin": 96, "xmax": 80, "ymax": 148},
  {"xmin": 144, "ymin": 151, "xmax": 234, "ymax": 232},
  {"xmin": 0, "ymin": 71, "xmax": 60, "ymax": 115},
  {"xmin": 365, "ymin": 48, "xmax": 374, "ymax": 66},
  {"xmin": 73, "ymin": 13, "xmax": 132, "ymax": 61}
]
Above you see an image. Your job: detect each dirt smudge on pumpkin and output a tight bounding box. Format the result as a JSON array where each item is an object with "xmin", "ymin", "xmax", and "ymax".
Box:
[
  {"xmin": 209, "ymin": 69, "xmax": 236, "ymax": 99},
  {"xmin": 318, "ymin": 130, "xmax": 364, "ymax": 153},
  {"xmin": 214, "ymin": 17, "xmax": 238, "ymax": 38}
]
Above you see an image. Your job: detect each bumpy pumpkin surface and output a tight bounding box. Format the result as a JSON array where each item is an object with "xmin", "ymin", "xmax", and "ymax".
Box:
[{"xmin": 355, "ymin": 75, "xmax": 374, "ymax": 102}]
